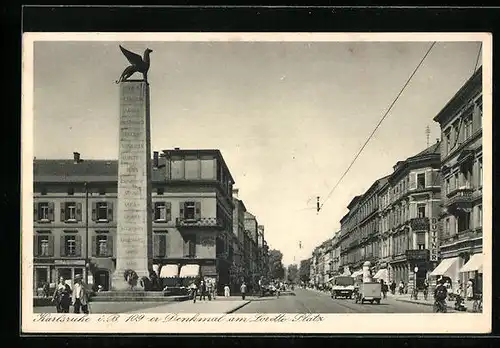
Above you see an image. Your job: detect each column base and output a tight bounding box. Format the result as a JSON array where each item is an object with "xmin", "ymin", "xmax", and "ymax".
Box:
[{"xmin": 111, "ymin": 269, "xmax": 149, "ymax": 291}]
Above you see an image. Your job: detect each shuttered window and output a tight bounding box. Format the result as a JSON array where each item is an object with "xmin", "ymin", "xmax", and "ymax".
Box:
[{"xmin": 153, "ymin": 232, "xmax": 168, "ymax": 258}]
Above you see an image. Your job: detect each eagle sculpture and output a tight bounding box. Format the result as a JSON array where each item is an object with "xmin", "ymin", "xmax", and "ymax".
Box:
[{"xmin": 115, "ymin": 45, "xmax": 153, "ymax": 84}]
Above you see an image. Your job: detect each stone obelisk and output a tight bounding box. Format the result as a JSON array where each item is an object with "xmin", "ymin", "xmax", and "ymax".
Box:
[{"xmin": 112, "ymin": 78, "xmax": 153, "ymax": 290}]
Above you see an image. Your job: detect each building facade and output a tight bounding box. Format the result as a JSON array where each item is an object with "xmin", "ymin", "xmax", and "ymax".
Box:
[
  {"xmin": 432, "ymin": 67, "xmax": 483, "ymax": 292},
  {"xmin": 379, "ymin": 142, "xmax": 442, "ymax": 292},
  {"xmin": 33, "ymin": 148, "xmax": 239, "ymax": 293}
]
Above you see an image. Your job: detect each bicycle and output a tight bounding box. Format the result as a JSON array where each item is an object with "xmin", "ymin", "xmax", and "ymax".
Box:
[
  {"xmin": 433, "ymin": 299, "xmax": 447, "ymax": 313},
  {"xmin": 472, "ymin": 294, "xmax": 482, "ymax": 313}
]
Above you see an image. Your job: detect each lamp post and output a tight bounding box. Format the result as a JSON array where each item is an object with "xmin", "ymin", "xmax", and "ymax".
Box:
[
  {"xmin": 84, "ymin": 181, "xmax": 90, "ymax": 284},
  {"xmin": 413, "ymin": 266, "xmax": 419, "ymax": 300}
]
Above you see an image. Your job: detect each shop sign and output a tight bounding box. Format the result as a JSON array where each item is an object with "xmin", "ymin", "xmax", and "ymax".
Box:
[
  {"xmin": 54, "ymin": 259, "xmax": 86, "ymax": 266},
  {"xmin": 429, "ymin": 217, "xmax": 439, "ymax": 262},
  {"xmin": 405, "ymin": 249, "xmax": 430, "ymax": 262}
]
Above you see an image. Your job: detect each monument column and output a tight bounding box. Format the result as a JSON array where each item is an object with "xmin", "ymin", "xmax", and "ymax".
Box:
[{"xmin": 111, "ymin": 80, "xmax": 153, "ymax": 290}]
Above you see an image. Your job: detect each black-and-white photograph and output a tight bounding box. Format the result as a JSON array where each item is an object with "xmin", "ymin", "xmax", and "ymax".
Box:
[{"xmin": 22, "ymin": 33, "xmax": 491, "ymax": 334}]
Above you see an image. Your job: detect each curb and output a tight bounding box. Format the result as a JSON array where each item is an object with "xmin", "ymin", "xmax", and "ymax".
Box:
[
  {"xmin": 394, "ymin": 298, "xmax": 469, "ymax": 312},
  {"xmin": 225, "ymin": 300, "xmax": 251, "ymax": 314}
]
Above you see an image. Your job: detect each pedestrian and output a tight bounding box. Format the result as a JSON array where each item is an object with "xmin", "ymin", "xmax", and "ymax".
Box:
[
  {"xmin": 224, "ymin": 284, "xmax": 230, "ymax": 297},
  {"xmin": 199, "ymin": 280, "xmax": 206, "ymax": 301},
  {"xmin": 211, "ymin": 279, "xmax": 217, "ymax": 300},
  {"xmin": 52, "ymin": 276, "xmax": 72, "ymax": 313},
  {"xmin": 190, "ymin": 282, "xmax": 198, "ymax": 303},
  {"xmin": 398, "ymin": 281, "xmax": 404, "ymax": 295},
  {"xmin": 207, "ymin": 279, "xmax": 213, "ymax": 301},
  {"xmin": 380, "ymin": 279, "xmax": 387, "ymax": 299},
  {"xmin": 72, "ymin": 274, "xmax": 90, "ymax": 314},
  {"xmin": 240, "ymin": 282, "xmax": 247, "ymax": 300},
  {"xmin": 423, "ymin": 279, "xmax": 429, "ymax": 300},
  {"xmin": 466, "ymin": 279, "xmax": 474, "ymax": 301}
]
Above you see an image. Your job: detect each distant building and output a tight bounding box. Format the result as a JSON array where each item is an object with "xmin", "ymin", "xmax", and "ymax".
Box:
[{"xmin": 432, "ymin": 67, "xmax": 483, "ymax": 292}]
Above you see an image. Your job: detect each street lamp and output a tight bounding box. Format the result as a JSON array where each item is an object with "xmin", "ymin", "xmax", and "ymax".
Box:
[{"xmin": 413, "ymin": 266, "xmax": 419, "ymax": 300}]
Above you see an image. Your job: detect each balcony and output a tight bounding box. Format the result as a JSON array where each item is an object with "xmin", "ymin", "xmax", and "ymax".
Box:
[
  {"xmin": 176, "ymin": 217, "xmax": 225, "ymax": 229},
  {"xmin": 441, "ymin": 228, "xmax": 482, "ymax": 245},
  {"xmin": 445, "ymin": 187, "xmax": 473, "ymax": 209},
  {"xmin": 410, "ymin": 217, "xmax": 429, "ymax": 231}
]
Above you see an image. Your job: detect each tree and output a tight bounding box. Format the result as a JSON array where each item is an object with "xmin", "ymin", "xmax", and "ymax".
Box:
[
  {"xmin": 299, "ymin": 258, "xmax": 311, "ymax": 283},
  {"xmin": 287, "ymin": 264, "xmax": 299, "ymax": 284},
  {"xmin": 268, "ymin": 249, "xmax": 285, "ymax": 280}
]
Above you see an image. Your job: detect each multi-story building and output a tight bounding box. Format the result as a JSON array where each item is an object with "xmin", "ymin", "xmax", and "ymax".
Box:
[
  {"xmin": 331, "ymin": 232, "xmax": 341, "ymax": 276},
  {"xmin": 377, "ymin": 142, "xmax": 441, "ymax": 292},
  {"xmin": 432, "ymin": 67, "xmax": 483, "ymax": 292},
  {"xmin": 33, "ymin": 148, "xmax": 237, "ymax": 293},
  {"xmin": 339, "ymin": 196, "xmax": 362, "ymax": 276},
  {"xmin": 244, "ymin": 211, "xmax": 259, "ymax": 283},
  {"xmin": 232, "ymin": 189, "xmax": 246, "ymax": 282}
]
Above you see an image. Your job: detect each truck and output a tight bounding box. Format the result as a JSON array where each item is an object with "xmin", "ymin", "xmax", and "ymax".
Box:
[{"xmin": 330, "ymin": 276, "xmax": 356, "ymax": 299}]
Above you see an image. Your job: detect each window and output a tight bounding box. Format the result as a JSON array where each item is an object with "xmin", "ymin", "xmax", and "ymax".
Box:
[
  {"xmin": 41, "ymin": 187, "xmax": 47, "ymax": 195},
  {"xmin": 417, "ymin": 173, "xmax": 425, "ymax": 189},
  {"xmin": 38, "ymin": 202, "xmax": 50, "ymax": 221},
  {"xmin": 154, "ymin": 202, "xmax": 171, "ymax": 221},
  {"xmin": 444, "ymin": 129, "xmax": 451, "ymax": 154},
  {"xmin": 98, "ymin": 236, "xmax": 108, "ymax": 256},
  {"xmin": 445, "ymin": 177, "xmax": 450, "ymax": 194},
  {"xmin": 478, "ymin": 158, "xmax": 483, "ymax": 187},
  {"xmin": 452, "ymin": 120, "xmax": 460, "ymax": 147},
  {"xmin": 68, "ymin": 187, "xmax": 75, "ymax": 196},
  {"xmin": 417, "ymin": 204, "xmax": 426, "ymax": 218},
  {"xmin": 92, "ymin": 233, "xmax": 113, "ymax": 257},
  {"xmin": 62, "ymin": 202, "xmax": 80, "ymax": 221},
  {"xmin": 35, "ymin": 235, "xmax": 53, "ymax": 257},
  {"xmin": 464, "ymin": 114, "xmax": 473, "ymax": 140},
  {"xmin": 93, "ymin": 202, "xmax": 113, "ymax": 221},
  {"xmin": 416, "ymin": 233, "xmax": 426, "ymax": 250},
  {"xmin": 181, "ymin": 201, "xmax": 201, "ymax": 220},
  {"xmin": 157, "ymin": 187, "xmax": 164, "ymax": 195},
  {"xmin": 477, "ymin": 205, "xmax": 483, "ymax": 228},
  {"xmin": 457, "ymin": 211, "xmax": 471, "ymax": 233},
  {"xmin": 99, "ymin": 188, "xmax": 106, "ymax": 195},
  {"xmin": 454, "ymin": 172, "xmax": 459, "ymax": 191},
  {"xmin": 445, "ymin": 218, "xmax": 450, "ymax": 236},
  {"xmin": 65, "ymin": 235, "xmax": 76, "ymax": 256}
]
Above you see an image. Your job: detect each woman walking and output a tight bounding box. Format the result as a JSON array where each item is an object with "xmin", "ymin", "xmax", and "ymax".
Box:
[{"xmin": 52, "ymin": 276, "xmax": 72, "ymax": 313}]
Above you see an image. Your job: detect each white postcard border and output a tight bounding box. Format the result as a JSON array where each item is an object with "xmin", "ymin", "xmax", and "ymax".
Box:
[{"xmin": 21, "ymin": 32, "xmax": 492, "ymax": 334}]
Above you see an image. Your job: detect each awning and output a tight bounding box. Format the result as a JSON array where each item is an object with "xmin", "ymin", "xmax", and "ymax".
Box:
[
  {"xmin": 179, "ymin": 264, "xmax": 200, "ymax": 278},
  {"xmin": 459, "ymin": 253, "xmax": 483, "ymax": 273},
  {"xmin": 351, "ymin": 270, "xmax": 363, "ymax": 277},
  {"xmin": 429, "ymin": 257, "xmax": 460, "ymax": 277},
  {"xmin": 373, "ymin": 268, "xmax": 388, "ymax": 282},
  {"xmin": 160, "ymin": 264, "xmax": 179, "ymax": 278}
]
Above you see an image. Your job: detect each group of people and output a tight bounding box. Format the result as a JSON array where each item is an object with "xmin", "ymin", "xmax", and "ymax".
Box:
[
  {"xmin": 52, "ymin": 274, "xmax": 90, "ymax": 314},
  {"xmin": 189, "ymin": 277, "xmax": 218, "ymax": 303}
]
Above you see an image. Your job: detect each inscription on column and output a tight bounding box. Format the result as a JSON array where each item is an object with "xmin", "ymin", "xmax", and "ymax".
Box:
[{"xmin": 115, "ymin": 81, "xmax": 150, "ymax": 279}]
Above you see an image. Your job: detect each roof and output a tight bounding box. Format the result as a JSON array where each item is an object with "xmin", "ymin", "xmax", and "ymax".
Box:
[
  {"xmin": 34, "ymin": 159, "xmax": 167, "ymax": 183},
  {"xmin": 408, "ymin": 141, "xmax": 441, "ymax": 160},
  {"xmin": 346, "ymin": 195, "xmax": 362, "ymax": 210},
  {"xmin": 433, "ymin": 67, "xmax": 482, "ymax": 124}
]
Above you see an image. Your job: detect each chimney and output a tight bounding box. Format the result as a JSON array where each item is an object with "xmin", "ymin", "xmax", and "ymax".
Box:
[
  {"xmin": 73, "ymin": 152, "xmax": 81, "ymax": 164},
  {"xmin": 232, "ymin": 188, "xmax": 239, "ymax": 198},
  {"xmin": 153, "ymin": 151, "xmax": 159, "ymax": 169}
]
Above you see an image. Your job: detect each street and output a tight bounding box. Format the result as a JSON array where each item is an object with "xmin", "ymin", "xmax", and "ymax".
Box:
[{"xmin": 234, "ymin": 288, "xmax": 445, "ymax": 313}]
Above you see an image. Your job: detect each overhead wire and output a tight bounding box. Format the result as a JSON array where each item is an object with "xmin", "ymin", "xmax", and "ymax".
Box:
[{"xmin": 317, "ymin": 41, "xmax": 437, "ymax": 212}]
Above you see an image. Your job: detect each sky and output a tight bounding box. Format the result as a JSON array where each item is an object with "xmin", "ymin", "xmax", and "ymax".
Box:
[{"xmin": 32, "ymin": 38, "xmax": 483, "ymax": 266}]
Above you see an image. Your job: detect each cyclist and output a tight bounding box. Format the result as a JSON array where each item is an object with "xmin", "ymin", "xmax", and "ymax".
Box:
[{"xmin": 433, "ymin": 277, "xmax": 448, "ymax": 313}]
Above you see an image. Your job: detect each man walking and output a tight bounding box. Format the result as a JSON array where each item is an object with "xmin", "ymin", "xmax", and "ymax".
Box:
[
  {"xmin": 72, "ymin": 274, "xmax": 90, "ymax": 314},
  {"xmin": 240, "ymin": 282, "xmax": 247, "ymax": 300}
]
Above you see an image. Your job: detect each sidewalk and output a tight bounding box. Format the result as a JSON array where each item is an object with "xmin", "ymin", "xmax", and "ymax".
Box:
[
  {"xmin": 126, "ymin": 297, "xmax": 251, "ymax": 314},
  {"xmin": 390, "ymin": 293, "xmax": 476, "ymax": 312}
]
